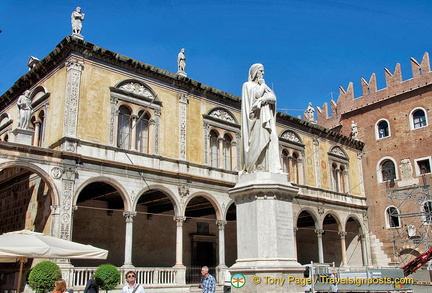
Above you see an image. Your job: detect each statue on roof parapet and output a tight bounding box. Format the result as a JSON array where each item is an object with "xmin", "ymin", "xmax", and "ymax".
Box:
[
  {"xmin": 177, "ymin": 48, "xmax": 187, "ymax": 76},
  {"xmin": 305, "ymin": 102, "xmax": 316, "ymax": 124},
  {"xmin": 71, "ymin": 7, "xmax": 85, "ymax": 39}
]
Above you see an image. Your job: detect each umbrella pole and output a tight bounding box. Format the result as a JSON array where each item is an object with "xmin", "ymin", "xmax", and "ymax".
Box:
[{"xmin": 16, "ymin": 258, "xmax": 24, "ymax": 293}]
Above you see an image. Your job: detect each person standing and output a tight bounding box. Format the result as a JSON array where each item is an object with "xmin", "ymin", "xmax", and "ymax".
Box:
[
  {"xmin": 122, "ymin": 271, "xmax": 145, "ymax": 293},
  {"xmin": 84, "ymin": 276, "xmax": 98, "ymax": 293},
  {"xmin": 200, "ymin": 266, "xmax": 216, "ymax": 293}
]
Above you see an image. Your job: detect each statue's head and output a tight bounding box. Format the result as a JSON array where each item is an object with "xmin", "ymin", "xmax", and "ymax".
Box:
[
  {"xmin": 248, "ymin": 63, "xmax": 264, "ymax": 82},
  {"xmin": 76, "ymin": 7, "xmax": 81, "ymax": 12}
]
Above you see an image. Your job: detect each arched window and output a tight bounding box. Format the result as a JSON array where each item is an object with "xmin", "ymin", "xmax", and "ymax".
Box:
[
  {"xmin": 423, "ymin": 201, "xmax": 432, "ymax": 224},
  {"xmin": 328, "ymin": 146, "xmax": 350, "ymax": 193},
  {"xmin": 412, "ymin": 109, "xmax": 427, "ymax": 129},
  {"xmin": 223, "ymin": 134, "xmax": 233, "ymax": 170},
  {"xmin": 381, "ymin": 160, "xmax": 396, "ymax": 182},
  {"xmin": 386, "ymin": 206, "xmax": 401, "ymax": 228},
  {"xmin": 136, "ymin": 111, "xmax": 150, "ymax": 153},
  {"xmin": 377, "ymin": 120, "xmax": 390, "ymax": 139},
  {"xmin": 117, "ymin": 106, "xmax": 132, "ymax": 149},
  {"xmin": 210, "ymin": 130, "xmax": 219, "ymax": 168}
]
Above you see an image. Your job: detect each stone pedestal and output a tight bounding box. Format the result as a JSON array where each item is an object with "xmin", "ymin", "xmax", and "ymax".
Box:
[
  {"xmin": 229, "ymin": 172, "xmax": 305, "ymax": 292},
  {"xmin": 12, "ymin": 128, "xmax": 34, "ymax": 145}
]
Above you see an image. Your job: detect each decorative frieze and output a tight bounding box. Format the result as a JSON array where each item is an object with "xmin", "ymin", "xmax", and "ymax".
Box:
[{"xmin": 63, "ymin": 58, "xmax": 84, "ymax": 140}]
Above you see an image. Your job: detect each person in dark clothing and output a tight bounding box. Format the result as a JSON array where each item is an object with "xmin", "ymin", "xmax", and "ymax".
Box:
[{"xmin": 84, "ymin": 277, "xmax": 98, "ymax": 293}]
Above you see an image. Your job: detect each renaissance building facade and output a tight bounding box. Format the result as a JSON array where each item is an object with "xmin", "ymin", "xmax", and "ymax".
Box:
[{"xmin": 1, "ymin": 36, "xmax": 369, "ymax": 292}]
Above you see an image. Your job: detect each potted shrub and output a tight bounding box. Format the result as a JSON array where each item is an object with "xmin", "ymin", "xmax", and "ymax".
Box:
[
  {"xmin": 28, "ymin": 261, "xmax": 62, "ymax": 293},
  {"xmin": 94, "ymin": 264, "xmax": 120, "ymax": 293}
]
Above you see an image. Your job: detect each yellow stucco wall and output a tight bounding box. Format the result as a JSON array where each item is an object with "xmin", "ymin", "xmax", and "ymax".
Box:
[
  {"xmin": 186, "ymin": 97, "xmax": 204, "ymax": 163},
  {"xmin": 39, "ymin": 67, "xmax": 67, "ymax": 147},
  {"xmin": 348, "ymin": 151, "xmax": 361, "ymax": 196},
  {"xmin": 157, "ymin": 88, "xmax": 180, "ymax": 158},
  {"xmin": 303, "ymin": 136, "xmax": 317, "ymax": 187},
  {"xmin": 319, "ymin": 141, "xmax": 331, "ymax": 190}
]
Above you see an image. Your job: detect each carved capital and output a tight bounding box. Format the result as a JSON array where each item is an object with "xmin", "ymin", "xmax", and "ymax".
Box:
[
  {"xmin": 338, "ymin": 231, "xmax": 347, "ymax": 239},
  {"xmin": 315, "ymin": 229, "xmax": 325, "ymax": 236},
  {"xmin": 216, "ymin": 220, "xmax": 227, "ymax": 229},
  {"xmin": 174, "ymin": 216, "xmax": 187, "ymax": 227},
  {"xmin": 178, "ymin": 93, "xmax": 189, "ymax": 104},
  {"xmin": 66, "ymin": 59, "xmax": 84, "ymax": 72},
  {"xmin": 123, "ymin": 211, "xmax": 137, "ymax": 222}
]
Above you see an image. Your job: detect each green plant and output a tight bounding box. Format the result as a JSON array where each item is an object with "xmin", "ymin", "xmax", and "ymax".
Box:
[
  {"xmin": 94, "ymin": 264, "xmax": 120, "ymax": 293},
  {"xmin": 28, "ymin": 261, "xmax": 62, "ymax": 293}
]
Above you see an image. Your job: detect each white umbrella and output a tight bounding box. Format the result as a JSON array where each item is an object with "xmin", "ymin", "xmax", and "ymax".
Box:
[{"xmin": 0, "ymin": 229, "xmax": 108, "ymax": 292}]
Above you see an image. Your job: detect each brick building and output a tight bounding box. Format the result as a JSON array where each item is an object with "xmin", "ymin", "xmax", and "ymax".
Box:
[{"xmin": 317, "ymin": 52, "xmax": 432, "ymax": 267}]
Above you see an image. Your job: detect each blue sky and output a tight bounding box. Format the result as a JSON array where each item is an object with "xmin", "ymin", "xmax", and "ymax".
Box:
[{"xmin": 1, "ymin": 0, "xmax": 432, "ymax": 117}]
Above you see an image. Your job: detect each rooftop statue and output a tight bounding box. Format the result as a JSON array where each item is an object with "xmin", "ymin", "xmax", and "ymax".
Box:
[
  {"xmin": 350, "ymin": 120, "xmax": 359, "ymax": 140},
  {"xmin": 241, "ymin": 63, "xmax": 282, "ymax": 174},
  {"xmin": 305, "ymin": 102, "xmax": 315, "ymax": 123},
  {"xmin": 71, "ymin": 7, "xmax": 85, "ymax": 36},
  {"xmin": 177, "ymin": 48, "xmax": 186, "ymax": 76}
]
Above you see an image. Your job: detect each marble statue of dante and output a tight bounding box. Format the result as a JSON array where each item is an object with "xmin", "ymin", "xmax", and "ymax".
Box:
[
  {"xmin": 17, "ymin": 90, "xmax": 32, "ymax": 129},
  {"xmin": 241, "ymin": 63, "xmax": 282, "ymax": 174},
  {"xmin": 177, "ymin": 48, "xmax": 186, "ymax": 73},
  {"xmin": 71, "ymin": 7, "xmax": 85, "ymax": 35}
]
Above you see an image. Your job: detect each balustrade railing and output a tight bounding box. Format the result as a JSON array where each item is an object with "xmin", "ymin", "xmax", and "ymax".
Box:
[{"xmin": 73, "ymin": 267, "xmax": 177, "ymax": 287}]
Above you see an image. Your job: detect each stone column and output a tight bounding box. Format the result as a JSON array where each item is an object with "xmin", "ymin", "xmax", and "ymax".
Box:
[
  {"xmin": 293, "ymin": 227, "xmax": 299, "ymax": 260},
  {"xmin": 359, "ymin": 234, "xmax": 368, "ymax": 267},
  {"xmin": 315, "ymin": 229, "xmax": 324, "ymax": 263},
  {"xmin": 130, "ymin": 115, "xmax": 138, "ymax": 151},
  {"xmin": 173, "ymin": 216, "xmax": 186, "ymax": 285},
  {"xmin": 148, "ymin": 119, "xmax": 156, "ymax": 154},
  {"xmin": 33, "ymin": 120, "xmax": 41, "ymax": 146},
  {"xmin": 216, "ymin": 220, "xmax": 228, "ymax": 285},
  {"xmin": 231, "ymin": 140, "xmax": 238, "ymax": 171},
  {"xmin": 123, "ymin": 211, "xmax": 136, "ymax": 267},
  {"xmin": 63, "ymin": 58, "xmax": 84, "ymax": 152},
  {"xmin": 229, "ymin": 172, "xmax": 304, "ymax": 292},
  {"xmin": 288, "ymin": 157, "xmax": 294, "ymax": 182},
  {"xmin": 339, "ymin": 231, "xmax": 348, "ymax": 267},
  {"xmin": 218, "ymin": 137, "xmax": 224, "ymax": 168}
]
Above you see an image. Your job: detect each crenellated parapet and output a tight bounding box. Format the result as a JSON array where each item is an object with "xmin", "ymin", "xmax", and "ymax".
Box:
[{"xmin": 317, "ymin": 52, "xmax": 432, "ymax": 130}]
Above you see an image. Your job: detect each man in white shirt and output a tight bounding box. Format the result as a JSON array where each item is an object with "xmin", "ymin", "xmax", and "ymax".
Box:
[{"xmin": 122, "ymin": 271, "xmax": 145, "ymax": 293}]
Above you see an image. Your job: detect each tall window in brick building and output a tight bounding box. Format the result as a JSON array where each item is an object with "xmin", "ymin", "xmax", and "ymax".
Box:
[
  {"xmin": 386, "ymin": 206, "xmax": 401, "ymax": 228},
  {"xmin": 412, "ymin": 109, "xmax": 427, "ymax": 129},
  {"xmin": 377, "ymin": 120, "xmax": 390, "ymax": 139},
  {"xmin": 381, "ymin": 160, "xmax": 396, "ymax": 182},
  {"xmin": 117, "ymin": 106, "xmax": 132, "ymax": 149}
]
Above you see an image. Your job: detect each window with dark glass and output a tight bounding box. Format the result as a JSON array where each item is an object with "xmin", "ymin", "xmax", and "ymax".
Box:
[
  {"xmin": 378, "ymin": 120, "xmax": 389, "ymax": 138},
  {"xmin": 117, "ymin": 106, "xmax": 131, "ymax": 149},
  {"xmin": 413, "ymin": 109, "xmax": 427, "ymax": 129},
  {"xmin": 387, "ymin": 207, "xmax": 400, "ymax": 228},
  {"xmin": 381, "ymin": 160, "xmax": 396, "ymax": 181},
  {"xmin": 417, "ymin": 159, "xmax": 431, "ymax": 175}
]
